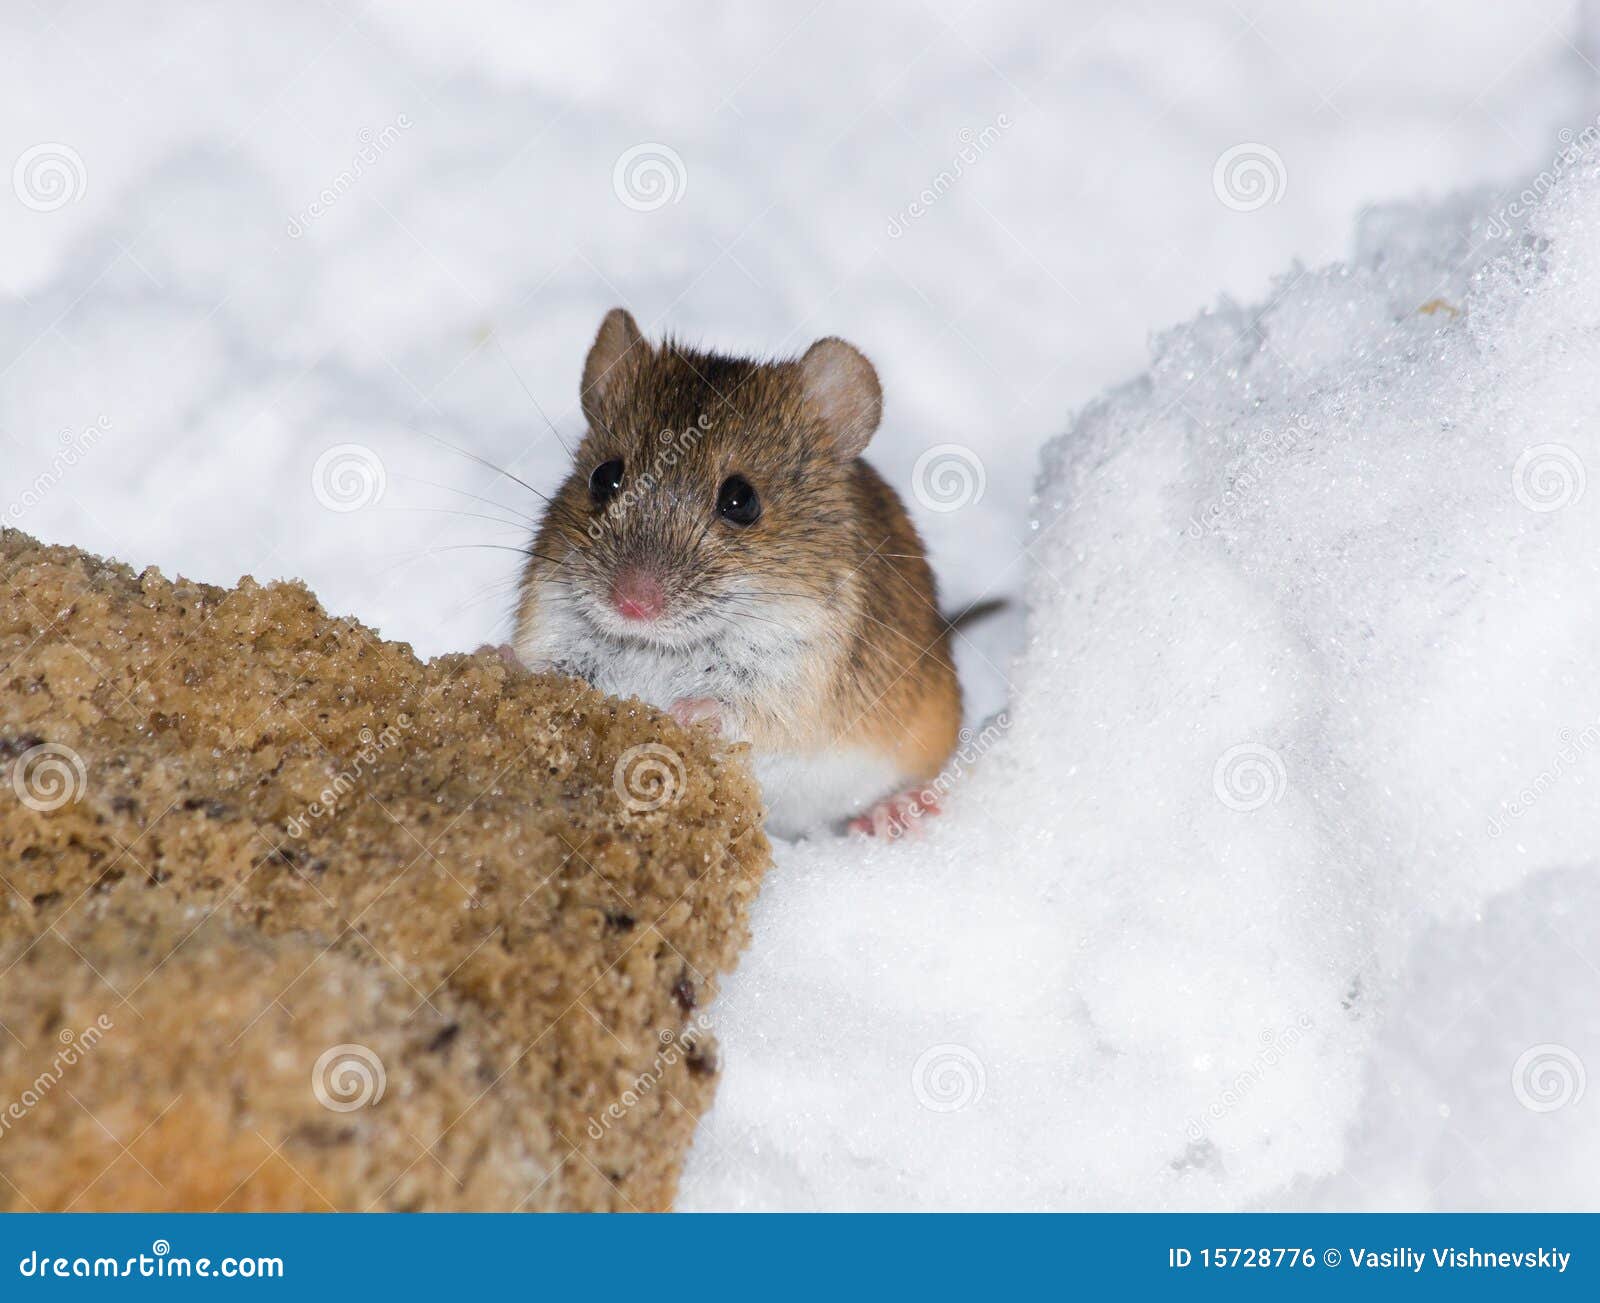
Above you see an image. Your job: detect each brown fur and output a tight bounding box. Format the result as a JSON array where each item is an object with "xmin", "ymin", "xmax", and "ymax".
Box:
[{"xmin": 517, "ymin": 312, "xmax": 961, "ymax": 790}]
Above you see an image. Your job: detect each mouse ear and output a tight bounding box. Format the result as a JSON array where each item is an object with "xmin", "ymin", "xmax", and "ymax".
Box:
[
  {"xmin": 582, "ymin": 308, "xmax": 650, "ymax": 425},
  {"xmin": 799, "ymin": 337, "xmax": 882, "ymax": 459}
]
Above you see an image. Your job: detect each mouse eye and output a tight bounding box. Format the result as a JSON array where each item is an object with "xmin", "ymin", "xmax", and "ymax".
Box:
[
  {"xmin": 716, "ymin": 475, "xmax": 761, "ymax": 526},
  {"xmin": 588, "ymin": 458, "xmax": 624, "ymax": 505}
]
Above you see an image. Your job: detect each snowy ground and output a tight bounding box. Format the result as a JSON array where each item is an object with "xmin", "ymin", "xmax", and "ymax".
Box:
[
  {"xmin": 683, "ymin": 168, "xmax": 1600, "ymax": 1210},
  {"xmin": 3, "ymin": 1, "xmax": 1598, "ymax": 1209}
]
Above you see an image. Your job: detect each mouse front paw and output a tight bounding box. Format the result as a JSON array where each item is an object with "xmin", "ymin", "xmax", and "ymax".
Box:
[
  {"xmin": 668, "ymin": 696, "xmax": 724, "ymax": 734},
  {"xmin": 473, "ymin": 642, "xmax": 526, "ymax": 671}
]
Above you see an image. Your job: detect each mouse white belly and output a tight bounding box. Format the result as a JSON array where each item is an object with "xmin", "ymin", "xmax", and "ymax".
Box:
[
  {"xmin": 516, "ymin": 577, "xmax": 901, "ymax": 834},
  {"xmin": 751, "ymin": 747, "xmax": 904, "ymax": 840}
]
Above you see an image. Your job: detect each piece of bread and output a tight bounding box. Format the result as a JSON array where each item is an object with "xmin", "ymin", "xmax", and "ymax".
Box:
[{"xmin": 0, "ymin": 530, "xmax": 768, "ymax": 1211}]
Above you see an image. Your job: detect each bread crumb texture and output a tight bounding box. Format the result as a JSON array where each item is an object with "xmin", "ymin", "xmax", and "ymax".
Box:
[{"xmin": 0, "ymin": 530, "xmax": 768, "ymax": 1211}]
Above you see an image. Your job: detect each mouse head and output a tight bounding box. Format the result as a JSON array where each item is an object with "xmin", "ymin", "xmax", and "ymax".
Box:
[{"xmin": 536, "ymin": 308, "xmax": 882, "ymax": 651}]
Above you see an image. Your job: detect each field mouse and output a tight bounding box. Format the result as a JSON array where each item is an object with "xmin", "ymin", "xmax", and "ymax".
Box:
[{"xmin": 512, "ymin": 308, "xmax": 961, "ymax": 838}]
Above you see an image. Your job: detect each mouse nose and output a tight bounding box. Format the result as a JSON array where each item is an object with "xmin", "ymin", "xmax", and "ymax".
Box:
[{"xmin": 610, "ymin": 567, "xmax": 665, "ymax": 622}]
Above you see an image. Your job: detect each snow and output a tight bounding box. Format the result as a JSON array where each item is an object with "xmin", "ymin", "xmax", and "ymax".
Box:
[
  {"xmin": 680, "ymin": 151, "xmax": 1600, "ymax": 1211},
  {"xmin": 3, "ymin": 1, "xmax": 1599, "ymax": 1210}
]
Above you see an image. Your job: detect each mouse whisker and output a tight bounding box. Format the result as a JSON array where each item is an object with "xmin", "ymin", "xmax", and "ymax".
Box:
[
  {"xmin": 717, "ymin": 590, "xmax": 826, "ymax": 604},
  {"xmin": 688, "ymin": 512, "xmax": 721, "ymax": 553},
  {"xmin": 853, "ymin": 606, "xmax": 929, "ymax": 655},
  {"xmin": 441, "ymin": 576, "xmax": 527, "ymax": 623},
  {"xmin": 378, "ymin": 505, "xmax": 532, "ymax": 532},
  {"xmin": 491, "ymin": 332, "xmax": 575, "ymax": 459},
  {"xmin": 426, "ymin": 542, "xmax": 573, "ymax": 566},
  {"xmin": 392, "ymin": 473, "xmax": 542, "ymax": 526},
  {"xmin": 715, "ymin": 609, "xmax": 792, "ymax": 633},
  {"xmin": 407, "ymin": 426, "xmax": 554, "ymax": 505},
  {"xmin": 372, "ymin": 543, "xmax": 562, "ymax": 584},
  {"xmin": 695, "ymin": 595, "xmax": 804, "ymax": 632}
]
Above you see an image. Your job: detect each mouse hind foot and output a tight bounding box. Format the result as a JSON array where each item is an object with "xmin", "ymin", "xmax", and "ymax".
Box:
[{"xmin": 847, "ymin": 785, "xmax": 942, "ymax": 839}]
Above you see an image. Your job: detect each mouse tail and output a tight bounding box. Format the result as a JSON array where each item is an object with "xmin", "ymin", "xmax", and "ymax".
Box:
[{"xmin": 943, "ymin": 596, "xmax": 1010, "ymax": 635}]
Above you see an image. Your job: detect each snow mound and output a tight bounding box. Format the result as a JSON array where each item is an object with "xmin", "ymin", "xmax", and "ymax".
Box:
[{"xmin": 679, "ymin": 162, "xmax": 1600, "ymax": 1210}]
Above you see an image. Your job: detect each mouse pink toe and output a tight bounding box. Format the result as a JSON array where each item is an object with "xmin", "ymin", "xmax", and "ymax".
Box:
[
  {"xmin": 610, "ymin": 568, "xmax": 665, "ymax": 622},
  {"xmin": 848, "ymin": 787, "xmax": 942, "ymax": 839},
  {"xmin": 474, "ymin": 642, "xmax": 525, "ymax": 670},
  {"xmin": 669, "ymin": 696, "xmax": 723, "ymax": 733}
]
